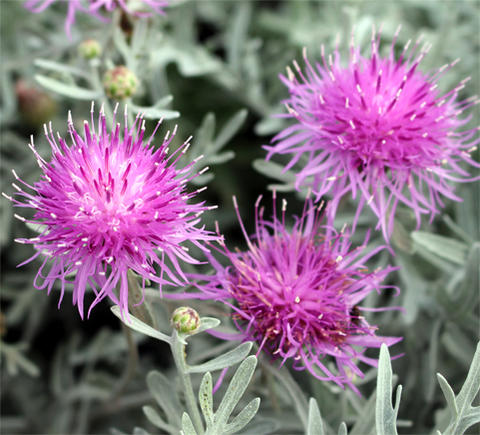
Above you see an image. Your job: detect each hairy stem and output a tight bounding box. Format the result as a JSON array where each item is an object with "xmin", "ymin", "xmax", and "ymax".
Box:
[{"xmin": 170, "ymin": 332, "xmax": 204, "ymax": 434}]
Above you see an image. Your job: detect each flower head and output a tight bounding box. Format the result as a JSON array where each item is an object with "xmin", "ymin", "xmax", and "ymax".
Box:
[
  {"xmin": 195, "ymin": 194, "xmax": 401, "ymax": 392},
  {"xmin": 78, "ymin": 39, "xmax": 102, "ymax": 60},
  {"xmin": 171, "ymin": 306, "xmax": 200, "ymax": 334},
  {"xmin": 24, "ymin": 0, "xmax": 167, "ymax": 37},
  {"xmin": 5, "ymin": 104, "xmax": 216, "ymax": 318},
  {"xmin": 266, "ymin": 27, "xmax": 479, "ymax": 239},
  {"xmin": 103, "ymin": 66, "xmax": 138, "ymax": 100}
]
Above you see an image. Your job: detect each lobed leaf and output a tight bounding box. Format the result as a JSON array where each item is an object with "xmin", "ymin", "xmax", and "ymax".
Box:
[
  {"xmin": 223, "ymin": 398, "xmax": 260, "ymax": 434},
  {"xmin": 376, "ymin": 344, "xmax": 402, "ymax": 435},
  {"xmin": 437, "ymin": 342, "xmax": 480, "ymax": 434},
  {"xmin": 214, "ymin": 355, "xmax": 257, "ymax": 427}
]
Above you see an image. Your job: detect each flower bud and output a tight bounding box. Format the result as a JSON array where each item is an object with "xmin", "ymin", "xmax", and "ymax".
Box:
[
  {"xmin": 78, "ymin": 39, "xmax": 102, "ymax": 60},
  {"xmin": 103, "ymin": 66, "xmax": 138, "ymax": 100},
  {"xmin": 171, "ymin": 307, "xmax": 200, "ymax": 334}
]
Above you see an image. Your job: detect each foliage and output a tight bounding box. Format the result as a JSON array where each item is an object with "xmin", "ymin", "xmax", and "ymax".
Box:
[{"xmin": 1, "ymin": 1, "xmax": 479, "ymax": 434}]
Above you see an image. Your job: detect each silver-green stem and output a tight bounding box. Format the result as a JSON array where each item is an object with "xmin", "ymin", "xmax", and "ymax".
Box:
[{"xmin": 170, "ymin": 332, "xmax": 204, "ymax": 435}]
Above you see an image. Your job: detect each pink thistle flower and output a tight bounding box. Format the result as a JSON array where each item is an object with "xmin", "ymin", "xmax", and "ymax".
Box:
[
  {"xmin": 24, "ymin": 0, "xmax": 106, "ymax": 37},
  {"xmin": 4, "ymin": 104, "xmax": 216, "ymax": 319},
  {"xmin": 265, "ymin": 27, "xmax": 480, "ymax": 240},
  {"xmin": 24, "ymin": 0, "xmax": 167, "ymax": 37},
  {"xmin": 193, "ymin": 194, "xmax": 402, "ymax": 392}
]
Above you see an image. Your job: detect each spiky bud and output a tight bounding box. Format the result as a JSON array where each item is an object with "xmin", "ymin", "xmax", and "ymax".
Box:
[
  {"xmin": 103, "ymin": 66, "xmax": 138, "ymax": 100},
  {"xmin": 171, "ymin": 307, "xmax": 200, "ymax": 334}
]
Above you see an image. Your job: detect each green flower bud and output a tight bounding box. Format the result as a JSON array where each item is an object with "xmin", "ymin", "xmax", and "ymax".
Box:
[
  {"xmin": 78, "ymin": 39, "xmax": 102, "ymax": 60},
  {"xmin": 171, "ymin": 307, "xmax": 200, "ymax": 334},
  {"xmin": 103, "ymin": 66, "xmax": 138, "ymax": 100}
]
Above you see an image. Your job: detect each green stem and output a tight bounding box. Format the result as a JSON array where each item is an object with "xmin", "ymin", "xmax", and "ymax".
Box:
[{"xmin": 170, "ymin": 332, "xmax": 204, "ymax": 435}]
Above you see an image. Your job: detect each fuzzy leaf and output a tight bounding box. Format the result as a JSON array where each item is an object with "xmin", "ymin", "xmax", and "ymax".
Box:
[
  {"xmin": 199, "ymin": 372, "xmax": 214, "ymax": 427},
  {"xmin": 337, "ymin": 422, "xmax": 348, "ymax": 435},
  {"xmin": 376, "ymin": 344, "xmax": 402, "ymax": 435},
  {"xmin": 142, "ymin": 406, "xmax": 176, "ymax": 433},
  {"xmin": 436, "ymin": 374, "xmax": 458, "ymax": 418},
  {"xmin": 131, "ymin": 106, "xmax": 180, "ymax": 120},
  {"xmin": 223, "ymin": 398, "xmax": 260, "ymax": 434},
  {"xmin": 226, "ymin": 2, "xmax": 251, "ymax": 71},
  {"xmin": 110, "ymin": 306, "xmax": 171, "ymax": 344},
  {"xmin": 35, "ymin": 74, "xmax": 101, "ymax": 100},
  {"xmin": 188, "ymin": 342, "xmax": 253, "ymax": 373},
  {"xmin": 411, "ymin": 232, "xmax": 468, "ymax": 265},
  {"xmin": 193, "ymin": 317, "xmax": 221, "ymax": 335},
  {"xmin": 131, "ymin": 97, "xmax": 180, "ymax": 120},
  {"xmin": 181, "ymin": 413, "xmax": 197, "ymax": 435},
  {"xmin": 146, "ymin": 371, "xmax": 182, "ymax": 427},
  {"xmin": 35, "ymin": 59, "xmax": 88, "ymax": 77},
  {"xmin": 215, "ymin": 355, "xmax": 257, "ymax": 426},
  {"xmin": 307, "ymin": 398, "xmax": 324, "ymax": 435},
  {"xmin": 456, "ymin": 342, "xmax": 480, "ymax": 412},
  {"xmin": 438, "ymin": 342, "xmax": 480, "ymax": 434},
  {"xmin": 195, "ymin": 113, "xmax": 216, "ymax": 153},
  {"xmin": 203, "ymin": 151, "xmax": 235, "ymax": 165},
  {"xmin": 252, "ymin": 159, "xmax": 296, "ymax": 183},
  {"xmin": 212, "ymin": 109, "xmax": 247, "ymax": 152},
  {"xmin": 449, "ymin": 243, "xmax": 480, "ymax": 319}
]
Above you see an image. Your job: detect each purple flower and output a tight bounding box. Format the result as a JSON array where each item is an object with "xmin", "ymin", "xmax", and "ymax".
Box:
[
  {"xmin": 24, "ymin": 0, "xmax": 105, "ymax": 37},
  {"xmin": 265, "ymin": 27, "xmax": 479, "ymax": 240},
  {"xmin": 194, "ymin": 194, "xmax": 401, "ymax": 392},
  {"xmin": 5, "ymin": 104, "xmax": 216, "ymax": 318},
  {"xmin": 24, "ymin": 0, "xmax": 167, "ymax": 37}
]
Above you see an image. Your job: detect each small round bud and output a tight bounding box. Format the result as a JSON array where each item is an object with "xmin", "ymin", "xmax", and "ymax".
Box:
[
  {"xmin": 171, "ymin": 307, "xmax": 200, "ymax": 334},
  {"xmin": 103, "ymin": 66, "xmax": 138, "ymax": 100},
  {"xmin": 78, "ymin": 39, "xmax": 102, "ymax": 60}
]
